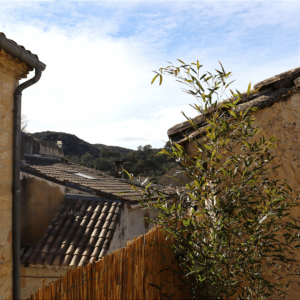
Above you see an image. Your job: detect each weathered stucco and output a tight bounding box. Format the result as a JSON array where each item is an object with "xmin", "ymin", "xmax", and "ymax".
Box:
[
  {"xmin": 20, "ymin": 173, "xmax": 65, "ymax": 245},
  {"xmin": 108, "ymin": 204, "xmax": 156, "ymax": 254},
  {"xmin": 21, "ymin": 265, "xmax": 67, "ymax": 299},
  {"xmin": 254, "ymin": 94, "xmax": 300, "ymax": 299},
  {"xmin": 0, "ymin": 48, "xmax": 30, "ymax": 299},
  {"xmin": 183, "ymin": 92, "xmax": 300, "ymax": 299}
]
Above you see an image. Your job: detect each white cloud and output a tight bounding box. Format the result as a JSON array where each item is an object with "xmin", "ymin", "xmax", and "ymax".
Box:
[{"xmin": 1, "ymin": 1, "xmax": 300, "ymax": 150}]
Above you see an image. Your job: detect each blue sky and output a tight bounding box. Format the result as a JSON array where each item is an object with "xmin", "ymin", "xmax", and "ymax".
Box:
[{"xmin": 1, "ymin": 1, "xmax": 300, "ymax": 149}]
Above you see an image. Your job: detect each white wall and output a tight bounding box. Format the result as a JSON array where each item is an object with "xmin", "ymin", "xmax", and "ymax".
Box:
[{"xmin": 108, "ymin": 204, "xmax": 156, "ymax": 254}]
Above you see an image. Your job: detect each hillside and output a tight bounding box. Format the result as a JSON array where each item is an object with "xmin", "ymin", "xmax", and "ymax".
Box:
[
  {"xmin": 93, "ymin": 144, "xmax": 132, "ymax": 155},
  {"xmin": 31, "ymin": 131, "xmax": 134, "ymax": 158},
  {"xmin": 32, "ymin": 131, "xmax": 176, "ymax": 183}
]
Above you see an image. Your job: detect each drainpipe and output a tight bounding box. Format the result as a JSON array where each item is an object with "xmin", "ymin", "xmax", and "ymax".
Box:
[{"xmin": 13, "ymin": 67, "xmax": 42, "ymax": 300}]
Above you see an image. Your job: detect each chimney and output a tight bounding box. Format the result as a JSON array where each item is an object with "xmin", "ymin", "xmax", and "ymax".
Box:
[{"xmin": 114, "ymin": 161, "xmax": 123, "ymax": 178}]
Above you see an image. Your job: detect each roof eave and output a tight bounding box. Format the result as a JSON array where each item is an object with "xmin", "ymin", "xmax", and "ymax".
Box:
[{"xmin": 0, "ymin": 34, "xmax": 46, "ymax": 71}]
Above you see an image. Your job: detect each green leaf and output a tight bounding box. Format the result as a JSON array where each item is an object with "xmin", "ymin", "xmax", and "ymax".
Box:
[
  {"xmin": 200, "ymin": 74, "xmax": 207, "ymax": 80},
  {"xmin": 247, "ymin": 82, "xmax": 251, "ymax": 96},
  {"xmin": 151, "ymin": 74, "xmax": 159, "ymax": 85},
  {"xmin": 196, "ymin": 80, "xmax": 205, "ymax": 92},
  {"xmin": 219, "ymin": 61, "xmax": 225, "ymax": 74},
  {"xmin": 225, "ymin": 80, "xmax": 236, "ymax": 89},
  {"xmin": 243, "ymin": 141, "xmax": 251, "ymax": 149},
  {"xmin": 211, "ymin": 149, "xmax": 216, "ymax": 158},
  {"xmin": 177, "ymin": 59, "xmax": 185, "ymax": 64},
  {"xmin": 228, "ymin": 110, "xmax": 238, "ymax": 118},
  {"xmin": 159, "ymin": 75, "xmax": 163, "ymax": 85}
]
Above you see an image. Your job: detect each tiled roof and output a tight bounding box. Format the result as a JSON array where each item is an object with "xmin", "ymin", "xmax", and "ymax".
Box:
[
  {"xmin": 23, "ymin": 198, "xmax": 122, "ymax": 267},
  {"xmin": 21, "ymin": 159, "xmax": 145, "ymax": 202},
  {"xmin": 168, "ymin": 67, "xmax": 300, "ymax": 144},
  {"xmin": 158, "ymin": 167, "xmax": 190, "ymax": 187},
  {"xmin": 0, "ymin": 32, "xmax": 39, "ymax": 59},
  {"xmin": 20, "ymin": 245, "xmax": 34, "ymax": 265}
]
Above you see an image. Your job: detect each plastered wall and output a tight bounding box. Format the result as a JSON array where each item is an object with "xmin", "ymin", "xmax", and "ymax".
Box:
[
  {"xmin": 21, "ymin": 265, "xmax": 67, "ymax": 299},
  {"xmin": 0, "ymin": 48, "xmax": 30, "ymax": 299},
  {"xmin": 108, "ymin": 204, "xmax": 156, "ymax": 254},
  {"xmin": 185, "ymin": 92, "xmax": 300, "ymax": 299},
  {"xmin": 20, "ymin": 173, "xmax": 66, "ymax": 245}
]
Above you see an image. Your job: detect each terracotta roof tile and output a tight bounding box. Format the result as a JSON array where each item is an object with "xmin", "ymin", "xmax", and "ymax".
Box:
[
  {"xmin": 91, "ymin": 246, "xmax": 101, "ymax": 258},
  {"xmin": 35, "ymin": 252, "xmax": 46, "ymax": 265},
  {"xmin": 20, "ymin": 246, "xmax": 34, "ymax": 265},
  {"xmin": 95, "ymin": 237, "xmax": 105, "ymax": 248},
  {"xmin": 20, "ymin": 160, "xmax": 156, "ymax": 202},
  {"xmin": 69, "ymin": 255, "xmax": 80, "ymax": 267},
  {"xmin": 95, "ymin": 219, "xmax": 105, "ymax": 229},
  {"xmin": 52, "ymin": 254, "xmax": 63, "ymax": 266},
  {"xmin": 99, "ymin": 228, "xmax": 108, "ymax": 238},
  {"xmin": 27, "ymin": 251, "xmax": 38, "ymax": 264},
  {"xmin": 44, "ymin": 253, "xmax": 55, "ymax": 265},
  {"xmin": 66, "ymin": 245, "xmax": 76, "ymax": 256},
  {"xmin": 99, "ymin": 249, "xmax": 107, "ymax": 258},
  {"xmin": 83, "ymin": 227, "xmax": 93, "ymax": 237},
  {"xmin": 0, "ymin": 32, "xmax": 40, "ymax": 60},
  {"xmin": 167, "ymin": 67, "xmax": 300, "ymax": 144},
  {"xmin": 49, "ymin": 243, "xmax": 60, "ymax": 254},
  {"xmin": 26, "ymin": 198, "xmax": 123, "ymax": 267},
  {"xmin": 103, "ymin": 239, "xmax": 112, "ymax": 249},
  {"xmin": 78, "ymin": 256, "xmax": 89, "ymax": 267},
  {"xmin": 78, "ymin": 236, "xmax": 89, "ymax": 246},
  {"xmin": 61, "ymin": 255, "xmax": 72, "ymax": 267},
  {"xmin": 91, "ymin": 228, "xmax": 101, "ymax": 238}
]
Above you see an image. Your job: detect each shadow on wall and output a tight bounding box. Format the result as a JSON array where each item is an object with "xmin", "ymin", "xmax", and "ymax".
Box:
[{"xmin": 20, "ymin": 174, "xmax": 65, "ymax": 245}]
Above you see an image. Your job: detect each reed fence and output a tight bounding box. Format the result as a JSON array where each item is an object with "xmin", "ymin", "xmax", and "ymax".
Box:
[{"xmin": 24, "ymin": 226, "xmax": 187, "ymax": 300}]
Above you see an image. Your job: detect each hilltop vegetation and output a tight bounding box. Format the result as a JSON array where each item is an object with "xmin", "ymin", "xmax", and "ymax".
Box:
[{"xmin": 32, "ymin": 131, "xmax": 175, "ymax": 183}]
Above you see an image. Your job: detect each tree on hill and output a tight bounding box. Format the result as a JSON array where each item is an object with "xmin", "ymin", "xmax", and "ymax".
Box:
[
  {"xmin": 94, "ymin": 158, "xmax": 113, "ymax": 172},
  {"xmin": 32, "ymin": 131, "xmax": 176, "ymax": 181},
  {"xmin": 80, "ymin": 153, "xmax": 94, "ymax": 168}
]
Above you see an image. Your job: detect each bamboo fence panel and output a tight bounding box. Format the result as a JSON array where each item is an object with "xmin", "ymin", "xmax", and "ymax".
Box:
[{"xmin": 23, "ymin": 226, "xmax": 187, "ymax": 300}]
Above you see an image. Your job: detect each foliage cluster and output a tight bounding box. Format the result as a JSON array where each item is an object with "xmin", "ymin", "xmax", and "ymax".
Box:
[
  {"xmin": 140, "ymin": 60, "xmax": 300, "ymax": 299},
  {"xmin": 65, "ymin": 142, "xmax": 175, "ymax": 183}
]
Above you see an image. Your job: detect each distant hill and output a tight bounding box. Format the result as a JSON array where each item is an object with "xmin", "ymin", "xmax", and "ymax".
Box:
[
  {"xmin": 31, "ymin": 131, "xmax": 133, "ymax": 158},
  {"xmin": 32, "ymin": 131, "xmax": 175, "ymax": 182},
  {"xmin": 93, "ymin": 144, "xmax": 132, "ymax": 155}
]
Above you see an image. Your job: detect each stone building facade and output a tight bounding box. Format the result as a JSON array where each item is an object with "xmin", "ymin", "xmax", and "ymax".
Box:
[
  {"xmin": 19, "ymin": 148, "xmax": 163, "ymax": 298},
  {"xmin": 0, "ymin": 45, "xmax": 31, "ymax": 300},
  {"xmin": 167, "ymin": 67, "xmax": 300, "ymax": 299}
]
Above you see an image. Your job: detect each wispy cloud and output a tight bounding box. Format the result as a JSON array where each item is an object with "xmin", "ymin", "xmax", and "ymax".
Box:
[{"xmin": 1, "ymin": 1, "xmax": 300, "ymax": 149}]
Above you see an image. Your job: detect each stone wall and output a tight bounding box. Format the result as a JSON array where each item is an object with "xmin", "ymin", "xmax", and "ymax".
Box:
[
  {"xmin": 20, "ymin": 172, "xmax": 66, "ymax": 245},
  {"xmin": 21, "ymin": 133, "xmax": 64, "ymax": 158},
  {"xmin": 0, "ymin": 48, "xmax": 30, "ymax": 299},
  {"xmin": 21, "ymin": 265, "xmax": 67, "ymax": 299}
]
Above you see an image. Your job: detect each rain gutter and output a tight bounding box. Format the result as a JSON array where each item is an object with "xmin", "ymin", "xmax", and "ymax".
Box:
[{"xmin": 0, "ymin": 34, "xmax": 46, "ymax": 300}]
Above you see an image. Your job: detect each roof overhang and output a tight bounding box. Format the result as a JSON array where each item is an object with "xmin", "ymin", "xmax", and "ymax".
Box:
[{"xmin": 0, "ymin": 32, "xmax": 46, "ymax": 71}]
